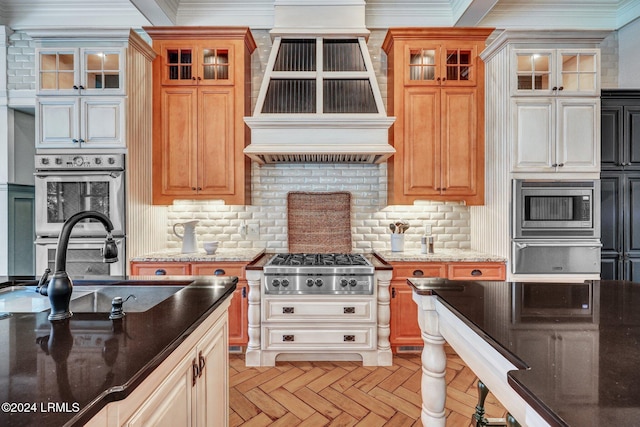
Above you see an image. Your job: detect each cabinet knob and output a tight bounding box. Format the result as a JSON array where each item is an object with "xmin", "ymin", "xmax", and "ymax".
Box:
[
  {"xmin": 343, "ymin": 335, "xmax": 356, "ymax": 342},
  {"xmin": 471, "ymin": 269, "xmax": 482, "ymax": 276},
  {"xmin": 197, "ymin": 76, "xmax": 202, "ymax": 81},
  {"xmin": 436, "ymin": 77, "xmax": 441, "ymax": 82},
  {"xmin": 72, "ymin": 139, "xmax": 79, "ymax": 144},
  {"xmin": 413, "ymin": 269, "xmax": 424, "ymax": 277},
  {"xmin": 192, "ymin": 77, "xmax": 197, "ymax": 80},
  {"xmin": 214, "ymin": 268, "xmax": 225, "ymax": 276},
  {"xmin": 551, "ymin": 163, "xmax": 558, "ymax": 167},
  {"xmin": 343, "ymin": 306, "xmax": 356, "ymax": 314},
  {"xmin": 558, "ymin": 86, "xmax": 564, "ymax": 91},
  {"xmin": 73, "ymin": 85, "xmax": 79, "ymax": 90},
  {"xmin": 283, "ymin": 307, "xmax": 294, "ymax": 314},
  {"xmin": 282, "ymin": 335, "xmax": 295, "ymax": 342},
  {"xmin": 552, "ymin": 86, "xmax": 558, "ymax": 91},
  {"xmin": 197, "ymin": 187, "xmax": 202, "ymax": 191},
  {"xmin": 558, "ymin": 163, "xmax": 564, "ymax": 167},
  {"xmin": 442, "ymin": 77, "xmax": 446, "ymax": 82},
  {"xmin": 242, "ymin": 287, "xmax": 247, "ymax": 298},
  {"xmin": 155, "ymin": 269, "xmax": 167, "ymax": 275},
  {"xmin": 191, "ymin": 187, "xmax": 196, "ymax": 191}
]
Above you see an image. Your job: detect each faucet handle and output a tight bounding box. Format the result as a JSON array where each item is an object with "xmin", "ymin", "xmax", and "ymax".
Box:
[{"xmin": 36, "ymin": 268, "xmax": 51, "ymax": 294}]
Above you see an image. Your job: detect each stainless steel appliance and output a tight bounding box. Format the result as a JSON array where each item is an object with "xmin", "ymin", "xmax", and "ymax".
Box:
[
  {"xmin": 263, "ymin": 253, "xmax": 374, "ymax": 295},
  {"xmin": 513, "ymin": 179, "xmax": 600, "ymax": 239},
  {"xmin": 512, "ymin": 179, "xmax": 602, "ymax": 276},
  {"xmin": 34, "ymin": 154, "xmax": 126, "ymax": 276},
  {"xmin": 35, "ymin": 236, "xmax": 125, "ymax": 276},
  {"xmin": 34, "ymin": 154, "xmax": 125, "ymax": 237}
]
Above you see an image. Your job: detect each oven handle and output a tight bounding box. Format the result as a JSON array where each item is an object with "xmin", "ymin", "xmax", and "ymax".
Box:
[
  {"xmin": 35, "ymin": 171, "xmax": 123, "ymax": 178},
  {"xmin": 515, "ymin": 241, "xmax": 602, "ymax": 249}
]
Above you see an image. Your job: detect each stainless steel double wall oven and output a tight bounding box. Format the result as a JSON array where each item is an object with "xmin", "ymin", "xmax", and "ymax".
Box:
[
  {"xmin": 512, "ymin": 179, "xmax": 601, "ymax": 275},
  {"xmin": 34, "ymin": 153, "xmax": 126, "ymax": 276}
]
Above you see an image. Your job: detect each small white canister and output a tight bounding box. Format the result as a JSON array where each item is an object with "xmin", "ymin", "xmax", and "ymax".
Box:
[{"xmin": 390, "ymin": 233, "xmax": 405, "ymax": 252}]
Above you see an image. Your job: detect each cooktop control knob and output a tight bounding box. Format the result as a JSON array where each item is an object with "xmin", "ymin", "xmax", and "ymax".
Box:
[
  {"xmin": 306, "ymin": 278, "xmax": 314, "ymax": 287},
  {"xmin": 340, "ymin": 279, "xmax": 348, "ymax": 287},
  {"xmin": 55, "ymin": 157, "xmax": 62, "ymax": 165},
  {"xmin": 281, "ymin": 279, "xmax": 289, "ymax": 287},
  {"xmin": 348, "ymin": 279, "xmax": 358, "ymax": 287},
  {"xmin": 108, "ymin": 157, "xmax": 116, "ymax": 165},
  {"xmin": 95, "ymin": 157, "xmax": 102, "ymax": 165},
  {"xmin": 41, "ymin": 157, "xmax": 49, "ymax": 165},
  {"xmin": 315, "ymin": 279, "xmax": 323, "ymax": 287},
  {"xmin": 272, "ymin": 279, "xmax": 281, "ymax": 287}
]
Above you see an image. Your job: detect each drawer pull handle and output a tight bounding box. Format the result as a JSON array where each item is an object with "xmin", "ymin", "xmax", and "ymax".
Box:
[
  {"xmin": 344, "ymin": 335, "xmax": 356, "ymax": 342},
  {"xmin": 471, "ymin": 269, "xmax": 482, "ymax": 276},
  {"xmin": 283, "ymin": 307, "xmax": 294, "ymax": 314},
  {"xmin": 198, "ymin": 351, "xmax": 206, "ymax": 377},
  {"xmin": 155, "ymin": 269, "xmax": 167, "ymax": 275},
  {"xmin": 214, "ymin": 269, "xmax": 225, "ymax": 276},
  {"xmin": 413, "ymin": 270, "xmax": 424, "ymax": 277},
  {"xmin": 192, "ymin": 358, "xmax": 199, "ymax": 386},
  {"xmin": 344, "ymin": 307, "xmax": 355, "ymax": 314},
  {"xmin": 282, "ymin": 335, "xmax": 295, "ymax": 342}
]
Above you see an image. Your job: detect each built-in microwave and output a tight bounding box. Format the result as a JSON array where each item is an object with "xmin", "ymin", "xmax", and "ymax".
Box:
[{"xmin": 513, "ymin": 179, "xmax": 600, "ymax": 239}]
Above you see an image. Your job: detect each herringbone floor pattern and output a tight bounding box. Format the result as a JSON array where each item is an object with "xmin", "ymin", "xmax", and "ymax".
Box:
[{"xmin": 229, "ymin": 345, "xmax": 507, "ymax": 426}]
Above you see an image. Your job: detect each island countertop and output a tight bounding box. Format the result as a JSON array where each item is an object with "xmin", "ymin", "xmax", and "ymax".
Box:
[
  {"xmin": 408, "ymin": 278, "xmax": 637, "ymax": 427},
  {"xmin": 0, "ymin": 275, "xmax": 237, "ymax": 427}
]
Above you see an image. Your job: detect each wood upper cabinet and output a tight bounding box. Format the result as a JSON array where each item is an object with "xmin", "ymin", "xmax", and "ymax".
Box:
[
  {"xmin": 383, "ymin": 28, "xmax": 493, "ymax": 205},
  {"xmin": 145, "ymin": 27, "xmax": 256, "ymax": 205}
]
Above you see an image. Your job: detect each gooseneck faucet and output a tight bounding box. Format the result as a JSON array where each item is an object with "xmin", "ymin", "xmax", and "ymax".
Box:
[{"xmin": 37, "ymin": 211, "xmax": 119, "ymax": 321}]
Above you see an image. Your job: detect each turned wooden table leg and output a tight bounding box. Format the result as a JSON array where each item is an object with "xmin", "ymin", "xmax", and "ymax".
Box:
[{"xmin": 415, "ymin": 294, "xmax": 447, "ymax": 426}]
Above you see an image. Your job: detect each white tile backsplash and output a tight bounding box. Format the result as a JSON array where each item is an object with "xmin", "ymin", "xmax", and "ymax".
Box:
[{"xmin": 167, "ymin": 162, "xmax": 471, "ymax": 252}]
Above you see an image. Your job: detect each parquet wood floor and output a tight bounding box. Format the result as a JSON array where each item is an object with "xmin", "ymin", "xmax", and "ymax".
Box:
[{"xmin": 229, "ymin": 345, "xmax": 507, "ymax": 426}]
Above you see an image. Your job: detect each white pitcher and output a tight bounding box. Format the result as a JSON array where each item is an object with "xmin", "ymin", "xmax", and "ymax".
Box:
[{"xmin": 173, "ymin": 220, "xmax": 199, "ymax": 253}]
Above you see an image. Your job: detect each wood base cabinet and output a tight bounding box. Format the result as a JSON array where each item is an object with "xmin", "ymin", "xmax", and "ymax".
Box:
[
  {"xmin": 389, "ymin": 261, "xmax": 506, "ymax": 352},
  {"xmin": 85, "ymin": 296, "xmax": 230, "ymax": 427},
  {"xmin": 130, "ymin": 261, "xmax": 249, "ymax": 347},
  {"xmin": 145, "ymin": 27, "xmax": 256, "ymax": 205},
  {"xmin": 382, "ymin": 28, "xmax": 493, "ymax": 205}
]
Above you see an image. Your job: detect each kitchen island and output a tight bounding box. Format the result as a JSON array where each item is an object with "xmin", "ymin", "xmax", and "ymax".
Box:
[
  {"xmin": 0, "ymin": 275, "xmax": 237, "ymax": 427},
  {"xmin": 409, "ymin": 278, "xmax": 639, "ymax": 426}
]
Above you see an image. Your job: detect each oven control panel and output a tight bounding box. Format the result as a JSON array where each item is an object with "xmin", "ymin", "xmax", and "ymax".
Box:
[
  {"xmin": 264, "ymin": 275, "xmax": 374, "ymax": 295},
  {"xmin": 35, "ymin": 154, "xmax": 125, "ymax": 170}
]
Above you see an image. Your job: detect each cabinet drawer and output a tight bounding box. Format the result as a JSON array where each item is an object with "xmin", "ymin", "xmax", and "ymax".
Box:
[
  {"xmin": 263, "ymin": 298, "xmax": 375, "ymax": 322},
  {"xmin": 447, "ymin": 263, "xmax": 506, "ymax": 281},
  {"xmin": 391, "ymin": 263, "xmax": 446, "ymax": 280},
  {"xmin": 131, "ymin": 262, "xmax": 189, "ymax": 276},
  {"xmin": 190, "ymin": 263, "xmax": 245, "ymax": 278},
  {"xmin": 263, "ymin": 326, "xmax": 375, "ymax": 350}
]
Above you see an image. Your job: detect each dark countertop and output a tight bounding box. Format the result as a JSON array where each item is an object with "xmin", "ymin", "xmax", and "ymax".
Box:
[
  {"xmin": 408, "ymin": 278, "xmax": 638, "ymax": 427},
  {"xmin": 0, "ymin": 275, "xmax": 237, "ymax": 427}
]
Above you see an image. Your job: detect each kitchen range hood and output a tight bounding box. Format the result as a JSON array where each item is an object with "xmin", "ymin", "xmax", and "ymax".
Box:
[{"xmin": 244, "ymin": 0, "xmax": 395, "ymax": 164}]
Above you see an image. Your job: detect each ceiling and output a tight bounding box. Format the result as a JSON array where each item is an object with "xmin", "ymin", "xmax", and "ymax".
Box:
[{"xmin": 2, "ymin": 0, "xmax": 639, "ymax": 31}]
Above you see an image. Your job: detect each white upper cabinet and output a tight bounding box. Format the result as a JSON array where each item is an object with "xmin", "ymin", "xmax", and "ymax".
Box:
[
  {"xmin": 36, "ymin": 47, "xmax": 125, "ymax": 96},
  {"xmin": 512, "ymin": 49, "xmax": 599, "ymax": 97},
  {"xmin": 512, "ymin": 97, "xmax": 600, "ymax": 173}
]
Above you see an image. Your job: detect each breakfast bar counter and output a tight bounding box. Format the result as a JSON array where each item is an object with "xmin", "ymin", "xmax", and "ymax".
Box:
[{"xmin": 408, "ymin": 279, "xmax": 639, "ymax": 427}]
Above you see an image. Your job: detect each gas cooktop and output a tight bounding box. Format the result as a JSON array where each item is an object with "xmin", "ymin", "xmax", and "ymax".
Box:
[{"xmin": 263, "ymin": 253, "xmax": 374, "ymax": 295}]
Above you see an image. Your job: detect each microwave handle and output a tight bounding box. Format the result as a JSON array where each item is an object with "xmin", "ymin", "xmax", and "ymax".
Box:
[{"xmin": 515, "ymin": 241, "xmax": 602, "ymax": 249}]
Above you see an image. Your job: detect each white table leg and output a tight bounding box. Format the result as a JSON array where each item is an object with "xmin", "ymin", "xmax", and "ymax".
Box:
[{"xmin": 414, "ymin": 293, "xmax": 447, "ymax": 426}]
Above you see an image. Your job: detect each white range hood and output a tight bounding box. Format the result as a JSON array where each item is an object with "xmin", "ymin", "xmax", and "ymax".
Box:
[{"xmin": 244, "ymin": 0, "xmax": 395, "ymax": 164}]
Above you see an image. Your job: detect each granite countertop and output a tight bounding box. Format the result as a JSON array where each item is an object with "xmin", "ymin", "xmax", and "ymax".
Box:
[
  {"xmin": 408, "ymin": 278, "xmax": 637, "ymax": 427},
  {"xmin": 0, "ymin": 275, "xmax": 237, "ymax": 427},
  {"xmin": 375, "ymin": 248, "xmax": 506, "ymax": 263},
  {"xmin": 130, "ymin": 247, "xmax": 265, "ymax": 262}
]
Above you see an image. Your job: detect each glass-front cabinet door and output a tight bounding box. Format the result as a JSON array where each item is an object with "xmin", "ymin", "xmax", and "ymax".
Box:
[
  {"xmin": 37, "ymin": 48, "xmax": 79, "ymax": 95},
  {"xmin": 37, "ymin": 47, "xmax": 124, "ymax": 95},
  {"xmin": 406, "ymin": 43, "xmax": 477, "ymax": 86},
  {"xmin": 81, "ymin": 49, "xmax": 124, "ymax": 94},
  {"xmin": 160, "ymin": 42, "xmax": 233, "ymax": 86},
  {"xmin": 512, "ymin": 49, "xmax": 599, "ymax": 96}
]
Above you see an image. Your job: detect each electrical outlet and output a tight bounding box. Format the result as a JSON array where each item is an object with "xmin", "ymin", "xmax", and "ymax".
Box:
[
  {"xmin": 247, "ymin": 222, "xmax": 260, "ymax": 237},
  {"xmin": 424, "ymin": 224, "xmax": 432, "ymax": 235}
]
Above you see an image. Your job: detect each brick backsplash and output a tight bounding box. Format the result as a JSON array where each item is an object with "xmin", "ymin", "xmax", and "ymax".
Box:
[
  {"xmin": 7, "ymin": 31, "xmax": 35, "ymax": 90},
  {"xmin": 167, "ymin": 162, "xmax": 471, "ymax": 253},
  {"xmin": 168, "ymin": 28, "xmax": 465, "ymax": 253}
]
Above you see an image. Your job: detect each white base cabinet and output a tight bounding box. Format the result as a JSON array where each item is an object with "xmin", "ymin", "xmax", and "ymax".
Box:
[{"xmin": 85, "ymin": 297, "xmax": 230, "ymax": 427}]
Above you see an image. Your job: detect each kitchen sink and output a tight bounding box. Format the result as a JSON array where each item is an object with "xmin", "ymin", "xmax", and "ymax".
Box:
[{"xmin": 0, "ymin": 282, "xmax": 188, "ymax": 313}]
